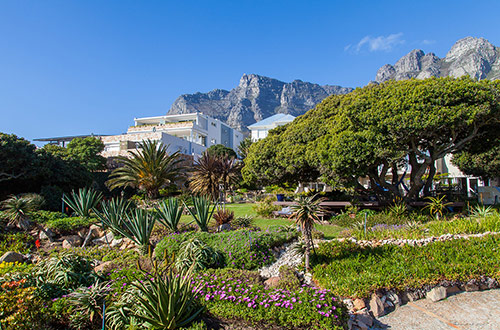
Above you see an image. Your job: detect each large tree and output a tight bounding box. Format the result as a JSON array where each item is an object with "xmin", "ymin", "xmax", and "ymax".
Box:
[
  {"xmin": 66, "ymin": 137, "xmax": 106, "ymax": 172},
  {"xmin": 243, "ymin": 77, "xmax": 500, "ymax": 200}
]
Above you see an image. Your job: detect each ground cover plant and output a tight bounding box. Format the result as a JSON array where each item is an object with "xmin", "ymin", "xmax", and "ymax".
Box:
[
  {"xmin": 191, "ymin": 268, "xmax": 348, "ymax": 330},
  {"xmin": 312, "ymin": 235, "xmax": 500, "ymax": 298},
  {"xmin": 155, "ymin": 226, "xmax": 299, "ymax": 270}
]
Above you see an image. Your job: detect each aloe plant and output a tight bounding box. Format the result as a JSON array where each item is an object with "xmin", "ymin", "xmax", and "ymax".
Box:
[
  {"xmin": 109, "ymin": 208, "xmax": 156, "ymax": 255},
  {"xmin": 157, "ymin": 197, "xmax": 183, "ymax": 232},
  {"xmin": 132, "ymin": 266, "xmax": 204, "ymax": 329},
  {"xmin": 470, "ymin": 204, "xmax": 497, "ymax": 218},
  {"xmin": 175, "ymin": 238, "xmax": 223, "ymax": 272},
  {"xmin": 423, "ymin": 195, "xmax": 452, "ymax": 220},
  {"xmin": 183, "ymin": 196, "xmax": 216, "ymax": 232},
  {"xmin": 63, "ymin": 187, "xmax": 103, "ymax": 218},
  {"xmin": 94, "ymin": 197, "xmax": 132, "ymax": 235}
]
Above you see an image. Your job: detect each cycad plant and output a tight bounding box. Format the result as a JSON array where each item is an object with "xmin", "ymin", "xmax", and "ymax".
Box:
[
  {"xmin": 109, "ymin": 208, "xmax": 156, "ymax": 255},
  {"xmin": 94, "ymin": 197, "xmax": 133, "ymax": 236},
  {"xmin": 63, "ymin": 187, "xmax": 103, "ymax": 218},
  {"xmin": 157, "ymin": 197, "xmax": 183, "ymax": 232},
  {"xmin": 290, "ymin": 194, "xmax": 325, "ymax": 270},
  {"xmin": 423, "ymin": 195, "xmax": 452, "ymax": 220},
  {"xmin": 107, "ymin": 140, "xmax": 184, "ymax": 199},
  {"xmin": 133, "ymin": 262, "xmax": 204, "ymax": 329},
  {"xmin": 184, "ymin": 196, "xmax": 216, "ymax": 232},
  {"xmin": 1, "ymin": 194, "xmax": 44, "ymax": 230}
]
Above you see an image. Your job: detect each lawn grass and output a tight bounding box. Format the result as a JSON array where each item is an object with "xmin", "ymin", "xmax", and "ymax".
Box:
[{"xmin": 178, "ymin": 202, "xmax": 343, "ymax": 239}]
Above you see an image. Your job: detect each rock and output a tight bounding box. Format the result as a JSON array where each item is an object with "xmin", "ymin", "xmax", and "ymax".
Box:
[
  {"xmin": 77, "ymin": 228, "xmax": 88, "ymax": 238},
  {"xmin": 353, "ymin": 298, "xmax": 366, "ymax": 311},
  {"xmin": 39, "ymin": 228, "xmax": 55, "ymax": 240},
  {"xmin": 427, "ymin": 286, "xmax": 447, "ymax": 302},
  {"xmin": 264, "ymin": 276, "xmax": 280, "ymax": 289},
  {"xmin": 94, "ymin": 261, "xmax": 117, "ymax": 273},
  {"xmin": 0, "ymin": 251, "xmax": 25, "ymax": 263},
  {"xmin": 446, "ymin": 285, "xmax": 461, "ymax": 295},
  {"xmin": 386, "ymin": 291, "xmax": 401, "ymax": 307},
  {"xmin": 62, "ymin": 235, "xmax": 82, "ymax": 249},
  {"xmin": 218, "ymin": 223, "xmax": 232, "ymax": 232},
  {"xmin": 374, "ymin": 37, "xmax": 500, "ymax": 83},
  {"xmin": 484, "ymin": 277, "xmax": 498, "ymax": 289},
  {"xmin": 465, "ymin": 281, "xmax": 480, "ymax": 292},
  {"xmin": 110, "ymin": 238, "xmax": 123, "ymax": 248},
  {"xmin": 89, "ymin": 224, "xmax": 105, "ymax": 238},
  {"xmin": 403, "ymin": 291, "xmax": 418, "ymax": 303},
  {"xmin": 369, "ymin": 294, "xmax": 385, "ymax": 317},
  {"xmin": 343, "ymin": 299, "xmax": 354, "ymax": 310},
  {"xmin": 355, "ymin": 310, "xmax": 374, "ymax": 327},
  {"xmin": 93, "ymin": 232, "xmax": 114, "ymax": 245}
]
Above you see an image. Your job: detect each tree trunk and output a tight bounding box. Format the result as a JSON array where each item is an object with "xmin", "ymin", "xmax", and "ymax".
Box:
[{"xmin": 423, "ymin": 161, "xmax": 436, "ymax": 197}]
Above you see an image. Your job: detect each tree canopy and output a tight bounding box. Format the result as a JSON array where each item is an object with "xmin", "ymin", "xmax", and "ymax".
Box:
[
  {"xmin": 242, "ymin": 77, "xmax": 500, "ymax": 200},
  {"xmin": 205, "ymin": 144, "xmax": 237, "ymax": 159}
]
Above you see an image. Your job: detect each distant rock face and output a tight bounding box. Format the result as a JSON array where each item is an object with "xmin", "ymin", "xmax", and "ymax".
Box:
[
  {"xmin": 168, "ymin": 74, "xmax": 353, "ymax": 132},
  {"xmin": 375, "ymin": 37, "xmax": 500, "ymax": 83}
]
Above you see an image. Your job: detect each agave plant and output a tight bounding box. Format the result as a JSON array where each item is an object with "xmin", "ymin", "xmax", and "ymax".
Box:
[
  {"xmin": 108, "ymin": 208, "xmax": 156, "ymax": 255},
  {"xmin": 175, "ymin": 238, "xmax": 223, "ymax": 272},
  {"xmin": 1, "ymin": 194, "xmax": 43, "ymax": 230},
  {"xmin": 156, "ymin": 197, "xmax": 183, "ymax": 232},
  {"xmin": 107, "ymin": 140, "xmax": 184, "ymax": 199},
  {"xmin": 132, "ymin": 266, "xmax": 204, "ymax": 329},
  {"xmin": 94, "ymin": 197, "xmax": 133, "ymax": 235},
  {"xmin": 470, "ymin": 204, "xmax": 497, "ymax": 218},
  {"xmin": 67, "ymin": 280, "xmax": 112, "ymax": 325},
  {"xmin": 63, "ymin": 187, "xmax": 103, "ymax": 218},
  {"xmin": 184, "ymin": 196, "xmax": 216, "ymax": 232},
  {"xmin": 423, "ymin": 195, "xmax": 452, "ymax": 220},
  {"xmin": 290, "ymin": 194, "xmax": 325, "ymax": 270}
]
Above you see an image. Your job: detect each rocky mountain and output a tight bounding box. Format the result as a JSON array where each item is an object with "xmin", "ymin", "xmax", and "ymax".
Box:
[
  {"xmin": 375, "ymin": 37, "xmax": 500, "ymax": 83},
  {"xmin": 168, "ymin": 74, "xmax": 353, "ymax": 132}
]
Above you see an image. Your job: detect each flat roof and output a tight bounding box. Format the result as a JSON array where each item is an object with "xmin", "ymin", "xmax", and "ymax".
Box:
[
  {"xmin": 34, "ymin": 134, "xmax": 108, "ymax": 142},
  {"xmin": 248, "ymin": 113, "xmax": 296, "ymax": 129}
]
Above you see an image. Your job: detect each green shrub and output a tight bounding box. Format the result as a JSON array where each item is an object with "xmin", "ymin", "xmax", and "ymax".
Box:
[
  {"xmin": 0, "ymin": 232, "xmax": 34, "ymax": 255},
  {"xmin": 155, "ymin": 227, "xmax": 298, "ymax": 270},
  {"xmin": 253, "ymin": 195, "xmax": 281, "ymax": 218},
  {"xmin": 45, "ymin": 216, "xmax": 96, "ymax": 232},
  {"xmin": 277, "ymin": 265, "xmax": 301, "ymax": 290},
  {"xmin": 29, "ymin": 210, "xmax": 67, "ymax": 224},
  {"xmin": 312, "ymin": 236, "xmax": 500, "ymax": 298},
  {"xmin": 232, "ymin": 215, "xmax": 255, "ymax": 228}
]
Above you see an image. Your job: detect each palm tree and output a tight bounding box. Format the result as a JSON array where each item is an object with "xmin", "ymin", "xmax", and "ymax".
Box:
[
  {"xmin": 106, "ymin": 140, "xmax": 184, "ymax": 199},
  {"xmin": 290, "ymin": 194, "xmax": 325, "ymax": 271},
  {"xmin": 189, "ymin": 152, "xmax": 240, "ymax": 205},
  {"xmin": 1, "ymin": 194, "xmax": 44, "ymax": 230}
]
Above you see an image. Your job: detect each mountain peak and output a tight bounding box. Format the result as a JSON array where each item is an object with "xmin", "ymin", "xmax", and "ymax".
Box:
[
  {"xmin": 375, "ymin": 37, "xmax": 500, "ymax": 83},
  {"xmin": 168, "ymin": 75, "xmax": 353, "ymax": 132}
]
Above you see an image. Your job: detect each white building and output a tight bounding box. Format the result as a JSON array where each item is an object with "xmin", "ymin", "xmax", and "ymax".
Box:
[
  {"xmin": 101, "ymin": 113, "xmax": 244, "ymax": 159},
  {"xmin": 248, "ymin": 114, "xmax": 296, "ymax": 141}
]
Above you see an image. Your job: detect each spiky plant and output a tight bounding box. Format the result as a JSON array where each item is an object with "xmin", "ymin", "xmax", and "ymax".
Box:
[
  {"xmin": 94, "ymin": 197, "xmax": 132, "ymax": 236},
  {"xmin": 1, "ymin": 194, "xmax": 41, "ymax": 230},
  {"xmin": 290, "ymin": 194, "xmax": 325, "ymax": 270},
  {"xmin": 156, "ymin": 197, "xmax": 183, "ymax": 232},
  {"xmin": 63, "ymin": 187, "xmax": 103, "ymax": 218},
  {"xmin": 67, "ymin": 280, "xmax": 112, "ymax": 325},
  {"xmin": 184, "ymin": 196, "xmax": 216, "ymax": 232},
  {"xmin": 106, "ymin": 140, "xmax": 184, "ymax": 199},
  {"xmin": 470, "ymin": 204, "xmax": 497, "ymax": 218},
  {"xmin": 108, "ymin": 208, "xmax": 156, "ymax": 255},
  {"xmin": 213, "ymin": 209, "xmax": 234, "ymax": 226},
  {"xmin": 132, "ymin": 264, "xmax": 204, "ymax": 329},
  {"xmin": 423, "ymin": 195, "xmax": 452, "ymax": 220},
  {"xmin": 175, "ymin": 238, "xmax": 223, "ymax": 272}
]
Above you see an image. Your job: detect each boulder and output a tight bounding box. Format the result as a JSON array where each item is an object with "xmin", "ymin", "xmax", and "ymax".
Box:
[
  {"xmin": 39, "ymin": 228, "xmax": 55, "ymax": 241},
  {"xmin": 264, "ymin": 276, "xmax": 280, "ymax": 289},
  {"xmin": 426, "ymin": 286, "xmax": 447, "ymax": 302},
  {"xmin": 94, "ymin": 261, "xmax": 117, "ymax": 273},
  {"xmin": 89, "ymin": 224, "xmax": 105, "ymax": 238},
  {"xmin": 93, "ymin": 232, "xmax": 114, "ymax": 245},
  {"xmin": 446, "ymin": 285, "xmax": 461, "ymax": 295},
  {"xmin": 369, "ymin": 294, "xmax": 385, "ymax": 317},
  {"xmin": 62, "ymin": 235, "xmax": 82, "ymax": 249},
  {"xmin": 217, "ymin": 223, "xmax": 232, "ymax": 232},
  {"xmin": 110, "ymin": 238, "xmax": 123, "ymax": 248},
  {"xmin": 353, "ymin": 298, "xmax": 366, "ymax": 311},
  {"xmin": 355, "ymin": 310, "xmax": 374, "ymax": 327},
  {"xmin": 0, "ymin": 251, "xmax": 25, "ymax": 263},
  {"xmin": 465, "ymin": 281, "xmax": 480, "ymax": 292}
]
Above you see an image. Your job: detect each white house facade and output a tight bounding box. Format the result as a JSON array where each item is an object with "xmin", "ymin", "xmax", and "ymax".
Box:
[
  {"xmin": 101, "ymin": 113, "xmax": 244, "ymax": 159},
  {"xmin": 248, "ymin": 114, "xmax": 296, "ymax": 141}
]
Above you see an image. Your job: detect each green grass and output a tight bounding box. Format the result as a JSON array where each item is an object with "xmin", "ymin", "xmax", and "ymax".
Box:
[
  {"xmin": 312, "ymin": 235, "xmax": 500, "ymax": 298},
  {"xmin": 178, "ymin": 203, "xmax": 343, "ymax": 239}
]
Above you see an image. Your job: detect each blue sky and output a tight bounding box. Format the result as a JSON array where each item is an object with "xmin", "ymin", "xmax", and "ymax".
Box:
[{"xmin": 1, "ymin": 0, "xmax": 500, "ymax": 142}]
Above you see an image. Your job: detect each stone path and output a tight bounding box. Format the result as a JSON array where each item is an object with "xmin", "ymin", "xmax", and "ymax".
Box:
[
  {"xmin": 371, "ymin": 289, "xmax": 500, "ymax": 330},
  {"xmin": 259, "ymin": 241, "xmax": 302, "ymax": 278}
]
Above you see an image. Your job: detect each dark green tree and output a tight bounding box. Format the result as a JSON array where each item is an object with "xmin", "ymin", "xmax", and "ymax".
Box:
[
  {"xmin": 66, "ymin": 137, "xmax": 106, "ymax": 172},
  {"xmin": 243, "ymin": 77, "xmax": 500, "ymax": 200},
  {"xmin": 205, "ymin": 144, "xmax": 237, "ymax": 159},
  {"xmin": 237, "ymin": 137, "xmax": 253, "ymax": 160}
]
